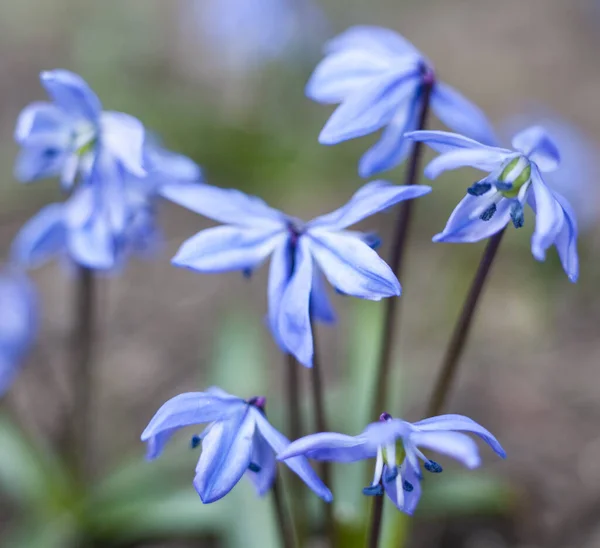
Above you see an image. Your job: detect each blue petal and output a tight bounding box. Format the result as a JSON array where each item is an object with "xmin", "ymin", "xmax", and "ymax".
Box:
[
  {"xmin": 413, "ymin": 414, "xmax": 506, "ymax": 459},
  {"xmin": 551, "ymin": 191, "xmax": 579, "ymax": 283},
  {"xmin": 358, "ymin": 88, "xmax": 420, "ymax": 177},
  {"xmin": 307, "ymin": 180, "xmax": 432, "ymax": 231},
  {"xmin": 267, "ymin": 239, "xmax": 293, "ymax": 351},
  {"xmin": 423, "ymin": 148, "xmax": 512, "ymax": 180},
  {"xmin": 361, "ymin": 419, "xmax": 414, "ymax": 451},
  {"xmin": 14, "ymin": 147, "xmax": 67, "ymax": 182},
  {"xmin": 247, "ymin": 431, "xmax": 277, "ymax": 496},
  {"xmin": 406, "ymin": 130, "xmax": 512, "ymax": 155},
  {"xmin": 410, "ymin": 431, "xmax": 481, "ymax": 469},
  {"xmin": 383, "ymin": 461, "xmax": 422, "ymax": 515},
  {"xmin": 512, "ymin": 126, "xmax": 560, "ymax": 172},
  {"xmin": 14, "ymin": 102, "xmax": 71, "ymax": 148},
  {"xmin": 528, "ymin": 166, "xmax": 565, "ymax": 261},
  {"xmin": 100, "ymin": 111, "xmax": 146, "ymax": 178},
  {"xmin": 40, "ymin": 70, "xmax": 102, "ymax": 121},
  {"xmin": 276, "ymin": 432, "xmax": 371, "ymax": 463},
  {"xmin": 307, "ymin": 230, "xmax": 400, "ymax": 299},
  {"xmin": 141, "ymin": 391, "xmax": 246, "ymax": 459},
  {"xmin": 172, "ymin": 226, "xmax": 285, "ymax": 273},
  {"xmin": 325, "ymin": 26, "xmax": 421, "ymax": 58},
  {"xmin": 160, "ymin": 183, "xmax": 286, "ymax": 229},
  {"xmin": 252, "ymin": 409, "xmax": 333, "ymax": 502},
  {"xmin": 318, "ymin": 68, "xmax": 420, "ymax": 145},
  {"xmin": 277, "ymin": 238, "xmax": 314, "ymax": 367},
  {"xmin": 431, "ymin": 82, "xmax": 497, "ymax": 146},
  {"xmin": 310, "ymin": 269, "xmax": 336, "ymax": 324},
  {"xmin": 145, "ymin": 142, "xmax": 202, "ymax": 182},
  {"xmin": 194, "ymin": 409, "xmax": 255, "ymax": 503},
  {"xmin": 11, "ymin": 204, "xmax": 66, "ymax": 268}
]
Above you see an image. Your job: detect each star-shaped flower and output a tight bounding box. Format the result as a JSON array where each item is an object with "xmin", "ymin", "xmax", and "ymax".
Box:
[
  {"xmin": 141, "ymin": 387, "xmax": 332, "ymax": 504},
  {"xmin": 161, "ymin": 180, "xmax": 431, "ymax": 366},
  {"xmin": 278, "ymin": 412, "xmax": 505, "ymax": 515},
  {"xmin": 307, "ymin": 26, "xmax": 496, "ymax": 177},
  {"xmin": 406, "ymin": 126, "xmax": 579, "ymax": 282}
]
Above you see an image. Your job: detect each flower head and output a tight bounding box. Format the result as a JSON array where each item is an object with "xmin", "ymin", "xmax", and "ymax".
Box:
[
  {"xmin": 14, "ymin": 69, "xmax": 145, "ymax": 189},
  {"xmin": 161, "ymin": 180, "xmax": 431, "ymax": 366},
  {"xmin": 278, "ymin": 413, "xmax": 505, "ymax": 515},
  {"xmin": 141, "ymin": 387, "xmax": 332, "ymax": 504},
  {"xmin": 0, "ymin": 271, "xmax": 37, "ymax": 396},
  {"xmin": 308, "ymin": 26, "xmax": 496, "ymax": 177},
  {"xmin": 406, "ymin": 126, "xmax": 579, "ymax": 282}
]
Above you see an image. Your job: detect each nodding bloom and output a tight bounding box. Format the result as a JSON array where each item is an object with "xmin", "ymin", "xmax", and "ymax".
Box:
[
  {"xmin": 11, "ymin": 143, "xmax": 201, "ymax": 271},
  {"xmin": 278, "ymin": 413, "xmax": 506, "ymax": 515},
  {"xmin": 161, "ymin": 180, "xmax": 431, "ymax": 366},
  {"xmin": 141, "ymin": 387, "xmax": 332, "ymax": 504},
  {"xmin": 0, "ymin": 271, "xmax": 37, "ymax": 396},
  {"xmin": 14, "ymin": 69, "xmax": 145, "ymax": 189},
  {"xmin": 406, "ymin": 127, "xmax": 579, "ymax": 282},
  {"xmin": 307, "ymin": 26, "xmax": 496, "ymax": 177}
]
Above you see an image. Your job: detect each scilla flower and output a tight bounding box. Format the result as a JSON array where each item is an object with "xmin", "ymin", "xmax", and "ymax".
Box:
[
  {"xmin": 278, "ymin": 413, "xmax": 505, "ymax": 514},
  {"xmin": 0, "ymin": 271, "xmax": 37, "ymax": 396},
  {"xmin": 308, "ymin": 26, "xmax": 495, "ymax": 177},
  {"xmin": 14, "ymin": 69, "xmax": 145, "ymax": 188},
  {"xmin": 161, "ymin": 180, "xmax": 431, "ymax": 366},
  {"xmin": 141, "ymin": 387, "xmax": 332, "ymax": 504},
  {"xmin": 406, "ymin": 127, "xmax": 579, "ymax": 282}
]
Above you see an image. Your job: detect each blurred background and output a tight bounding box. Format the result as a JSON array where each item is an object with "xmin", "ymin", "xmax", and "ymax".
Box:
[{"xmin": 0, "ymin": 0, "xmax": 599, "ymax": 546}]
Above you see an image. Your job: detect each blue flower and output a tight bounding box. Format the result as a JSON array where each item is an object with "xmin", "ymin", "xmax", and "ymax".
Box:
[
  {"xmin": 161, "ymin": 180, "xmax": 431, "ymax": 366},
  {"xmin": 11, "ymin": 143, "xmax": 201, "ymax": 271},
  {"xmin": 278, "ymin": 412, "xmax": 505, "ymax": 515},
  {"xmin": 14, "ymin": 69, "xmax": 145, "ymax": 189},
  {"xmin": 307, "ymin": 26, "xmax": 496, "ymax": 177},
  {"xmin": 141, "ymin": 387, "xmax": 333, "ymax": 504},
  {"xmin": 0, "ymin": 271, "xmax": 37, "ymax": 396},
  {"xmin": 406, "ymin": 126, "xmax": 579, "ymax": 282}
]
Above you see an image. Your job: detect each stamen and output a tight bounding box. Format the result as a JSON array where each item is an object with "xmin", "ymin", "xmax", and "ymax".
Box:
[
  {"xmin": 242, "ymin": 268, "xmax": 252, "ymax": 279},
  {"xmin": 480, "ymin": 203, "xmax": 497, "ymax": 221},
  {"xmin": 364, "ymin": 232, "xmax": 382, "ymax": 250},
  {"xmin": 190, "ymin": 435, "xmax": 202, "ymax": 449},
  {"xmin": 379, "ymin": 412, "xmax": 392, "ymax": 422},
  {"xmin": 247, "ymin": 396, "xmax": 266, "ymax": 410},
  {"xmin": 424, "ymin": 460, "xmax": 443, "ymax": 473},
  {"xmin": 510, "ymin": 202, "xmax": 525, "ymax": 229},
  {"xmin": 494, "ymin": 181, "xmax": 513, "ymax": 192},
  {"xmin": 362, "ymin": 484, "xmax": 384, "ymax": 496},
  {"xmin": 403, "ymin": 480, "xmax": 414, "ymax": 492},
  {"xmin": 384, "ymin": 467, "xmax": 398, "ymax": 482},
  {"xmin": 372, "ymin": 447, "xmax": 384, "ymax": 486},
  {"xmin": 248, "ymin": 462, "xmax": 262, "ymax": 473},
  {"xmin": 467, "ymin": 182, "xmax": 491, "ymax": 196}
]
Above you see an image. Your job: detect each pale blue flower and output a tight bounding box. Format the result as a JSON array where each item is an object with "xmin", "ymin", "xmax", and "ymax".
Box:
[
  {"xmin": 0, "ymin": 271, "xmax": 37, "ymax": 396},
  {"xmin": 278, "ymin": 413, "xmax": 505, "ymax": 515},
  {"xmin": 14, "ymin": 69, "xmax": 145, "ymax": 189},
  {"xmin": 308, "ymin": 26, "xmax": 496, "ymax": 177},
  {"xmin": 161, "ymin": 180, "xmax": 431, "ymax": 366},
  {"xmin": 406, "ymin": 126, "xmax": 579, "ymax": 282},
  {"xmin": 141, "ymin": 387, "xmax": 332, "ymax": 504}
]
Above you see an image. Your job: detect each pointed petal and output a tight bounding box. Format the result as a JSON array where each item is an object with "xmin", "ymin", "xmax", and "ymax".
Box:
[
  {"xmin": 277, "ymin": 432, "xmax": 371, "ymax": 463},
  {"xmin": 253, "ymin": 409, "xmax": 333, "ymax": 502},
  {"xmin": 308, "ymin": 180, "xmax": 431, "ymax": 231},
  {"xmin": 310, "ymin": 269, "xmax": 336, "ymax": 324},
  {"xmin": 318, "ymin": 69, "xmax": 419, "ymax": 145},
  {"xmin": 14, "ymin": 147, "xmax": 67, "ymax": 182},
  {"xmin": 145, "ymin": 143, "xmax": 202, "ymax": 182},
  {"xmin": 325, "ymin": 26, "xmax": 421, "ymax": 58},
  {"xmin": 194, "ymin": 410, "xmax": 255, "ymax": 503},
  {"xmin": 512, "ymin": 126, "xmax": 560, "ymax": 172},
  {"xmin": 411, "ymin": 431, "xmax": 481, "ymax": 469},
  {"xmin": 431, "ymin": 83, "xmax": 497, "ymax": 146},
  {"xmin": 528, "ymin": 166, "xmax": 564, "ymax": 261},
  {"xmin": 277, "ymin": 238, "xmax": 314, "ymax": 367},
  {"xmin": 308, "ymin": 230, "xmax": 400, "ymax": 299},
  {"xmin": 160, "ymin": 183, "xmax": 286, "ymax": 228},
  {"xmin": 424, "ymin": 148, "xmax": 511, "ymax": 180},
  {"xmin": 247, "ymin": 431, "xmax": 277, "ymax": 496},
  {"xmin": 383, "ymin": 460, "xmax": 422, "ymax": 515},
  {"xmin": 361, "ymin": 419, "xmax": 414, "ymax": 451},
  {"xmin": 551, "ymin": 191, "xmax": 579, "ymax": 282},
  {"xmin": 11, "ymin": 204, "xmax": 66, "ymax": 268},
  {"xmin": 267, "ymin": 240, "xmax": 292, "ymax": 350},
  {"xmin": 413, "ymin": 414, "xmax": 506, "ymax": 459},
  {"xmin": 172, "ymin": 227, "xmax": 285, "ymax": 273},
  {"xmin": 405, "ymin": 130, "xmax": 511, "ymax": 154},
  {"xmin": 14, "ymin": 102, "xmax": 72, "ymax": 148},
  {"xmin": 100, "ymin": 111, "xmax": 146, "ymax": 177},
  {"xmin": 40, "ymin": 70, "xmax": 102, "ymax": 121}
]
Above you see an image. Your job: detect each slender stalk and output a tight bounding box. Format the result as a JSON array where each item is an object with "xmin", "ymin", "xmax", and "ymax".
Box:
[
  {"xmin": 366, "ymin": 494, "xmax": 384, "ymax": 548},
  {"xmin": 370, "ymin": 82, "xmax": 433, "ymax": 421},
  {"xmin": 426, "ymin": 229, "xmax": 506, "ymax": 416},
  {"xmin": 272, "ymin": 473, "xmax": 298, "ymax": 548},
  {"xmin": 70, "ymin": 266, "xmax": 96, "ymax": 482},
  {"xmin": 310, "ymin": 324, "xmax": 336, "ymax": 546},
  {"xmin": 286, "ymin": 353, "xmax": 302, "ymax": 441}
]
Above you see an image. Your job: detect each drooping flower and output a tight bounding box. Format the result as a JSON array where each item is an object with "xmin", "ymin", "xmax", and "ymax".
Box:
[
  {"xmin": 14, "ymin": 69, "xmax": 145, "ymax": 189},
  {"xmin": 406, "ymin": 126, "xmax": 579, "ymax": 282},
  {"xmin": 161, "ymin": 180, "xmax": 431, "ymax": 366},
  {"xmin": 11, "ymin": 143, "xmax": 201, "ymax": 271},
  {"xmin": 141, "ymin": 387, "xmax": 332, "ymax": 504},
  {"xmin": 0, "ymin": 271, "xmax": 38, "ymax": 396},
  {"xmin": 278, "ymin": 412, "xmax": 505, "ymax": 515},
  {"xmin": 307, "ymin": 26, "xmax": 496, "ymax": 177}
]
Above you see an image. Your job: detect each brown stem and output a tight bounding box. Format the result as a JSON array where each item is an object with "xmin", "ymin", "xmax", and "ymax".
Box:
[
  {"xmin": 366, "ymin": 494, "xmax": 385, "ymax": 548},
  {"xmin": 272, "ymin": 473, "xmax": 298, "ymax": 548}
]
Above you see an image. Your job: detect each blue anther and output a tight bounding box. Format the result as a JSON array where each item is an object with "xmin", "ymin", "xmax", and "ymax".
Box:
[
  {"xmin": 242, "ymin": 268, "xmax": 252, "ymax": 279},
  {"xmin": 510, "ymin": 201, "xmax": 525, "ymax": 229},
  {"xmin": 190, "ymin": 435, "xmax": 202, "ymax": 449},
  {"xmin": 384, "ymin": 467, "xmax": 398, "ymax": 482},
  {"xmin": 494, "ymin": 181, "xmax": 513, "ymax": 192},
  {"xmin": 248, "ymin": 462, "xmax": 262, "ymax": 473},
  {"xmin": 480, "ymin": 203, "xmax": 497, "ymax": 221},
  {"xmin": 364, "ymin": 232, "xmax": 382, "ymax": 250},
  {"xmin": 362, "ymin": 484, "xmax": 384, "ymax": 496},
  {"xmin": 424, "ymin": 460, "xmax": 443, "ymax": 473},
  {"xmin": 403, "ymin": 480, "xmax": 414, "ymax": 492},
  {"xmin": 467, "ymin": 182, "xmax": 491, "ymax": 196}
]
